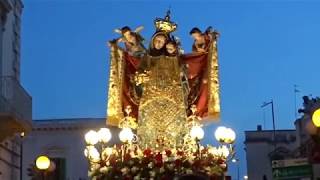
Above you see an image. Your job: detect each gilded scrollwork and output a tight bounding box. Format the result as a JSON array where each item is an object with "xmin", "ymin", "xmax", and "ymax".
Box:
[{"xmin": 208, "ymin": 40, "xmax": 221, "ymax": 120}]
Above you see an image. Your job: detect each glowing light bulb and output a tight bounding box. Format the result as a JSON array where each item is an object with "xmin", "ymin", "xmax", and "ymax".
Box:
[
  {"xmin": 35, "ymin": 156, "xmax": 50, "ymax": 170},
  {"xmin": 312, "ymin": 109, "xmax": 320, "ymax": 127},
  {"xmin": 85, "ymin": 130, "xmax": 99, "ymax": 145},
  {"xmin": 215, "ymin": 126, "xmax": 227, "ymax": 142},
  {"xmin": 119, "ymin": 128, "xmax": 134, "ymax": 143},
  {"xmin": 97, "ymin": 128, "xmax": 112, "ymax": 143},
  {"xmin": 190, "ymin": 125, "xmax": 204, "ymax": 140}
]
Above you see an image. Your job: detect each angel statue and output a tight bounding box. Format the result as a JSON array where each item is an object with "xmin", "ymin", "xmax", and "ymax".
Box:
[
  {"xmin": 106, "ymin": 11, "xmax": 220, "ymax": 149},
  {"xmin": 112, "ymin": 26, "xmax": 146, "ymax": 57}
]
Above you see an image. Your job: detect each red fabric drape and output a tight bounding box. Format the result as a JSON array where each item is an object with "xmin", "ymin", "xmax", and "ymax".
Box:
[
  {"xmin": 182, "ymin": 52, "xmax": 209, "ymax": 117},
  {"xmin": 122, "ymin": 52, "xmax": 210, "ymax": 119},
  {"xmin": 122, "ymin": 53, "xmax": 140, "ymax": 118}
]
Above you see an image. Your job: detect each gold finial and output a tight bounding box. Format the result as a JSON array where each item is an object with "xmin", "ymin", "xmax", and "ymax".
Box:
[
  {"xmin": 118, "ymin": 105, "xmax": 138, "ymax": 129},
  {"xmin": 165, "ymin": 9, "xmax": 171, "ymax": 21},
  {"xmin": 154, "ymin": 10, "xmax": 177, "ymax": 33},
  {"xmin": 125, "ymin": 105, "xmax": 132, "ymax": 116},
  {"xmin": 190, "ymin": 105, "xmax": 197, "ymax": 115}
]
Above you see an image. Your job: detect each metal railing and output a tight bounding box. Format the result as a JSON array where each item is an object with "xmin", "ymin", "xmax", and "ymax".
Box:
[{"xmin": 0, "ymin": 76, "xmax": 32, "ymax": 127}]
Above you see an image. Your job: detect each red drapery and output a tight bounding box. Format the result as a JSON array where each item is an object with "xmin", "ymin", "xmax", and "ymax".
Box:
[
  {"xmin": 182, "ymin": 52, "xmax": 209, "ymax": 117},
  {"xmin": 122, "ymin": 53, "xmax": 140, "ymax": 118},
  {"xmin": 122, "ymin": 52, "xmax": 210, "ymax": 119}
]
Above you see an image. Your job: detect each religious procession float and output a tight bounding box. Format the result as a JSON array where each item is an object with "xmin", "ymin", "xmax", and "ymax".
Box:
[{"xmin": 84, "ymin": 11, "xmax": 236, "ymax": 180}]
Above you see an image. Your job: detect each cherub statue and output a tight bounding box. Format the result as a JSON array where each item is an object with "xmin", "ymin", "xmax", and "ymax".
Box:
[
  {"xmin": 189, "ymin": 26, "xmax": 219, "ymax": 53},
  {"xmin": 165, "ymin": 36, "xmax": 180, "ymax": 56},
  {"xmin": 114, "ymin": 26, "xmax": 146, "ymax": 57},
  {"xmin": 165, "ymin": 40, "xmax": 177, "ymax": 56}
]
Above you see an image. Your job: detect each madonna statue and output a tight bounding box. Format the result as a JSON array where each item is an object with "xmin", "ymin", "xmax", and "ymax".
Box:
[{"xmin": 106, "ymin": 11, "xmax": 220, "ymax": 149}]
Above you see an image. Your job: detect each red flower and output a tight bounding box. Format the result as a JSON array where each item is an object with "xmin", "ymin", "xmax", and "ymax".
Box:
[
  {"xmin": 124, "ymin": 153, "xmax": 131, "ymax": 161},
  {"xmin": 155, "ymin": 152, "xmax": 163, "ymax": 167},
  {"xmin": 217, "ymin": 158, "xmax": 225, "ymax": 164},
  {"xmin": 143, "ymin": 149, "xmax": 152, "ymax": 157},
  {"xmin": 165, "ymin": 150, "xmax": 172, "ymax": 156},
  {"xmin": 192, "ymin": 159, "xmax": 201, "ymax": 168},
  {"xmin": 201, "ymin": 148, "xmax": 208, "ymax": 154},
  {"xmin": 177, "ymin": 150, "xmax": 184, "ymax": 156},
  {"xmin": 109, "ymin": 156, "xmax": 117, "ymax": 166},
  {"xmin": 175, "ymin": 159, "xmax": 182, "ymax": 167}
]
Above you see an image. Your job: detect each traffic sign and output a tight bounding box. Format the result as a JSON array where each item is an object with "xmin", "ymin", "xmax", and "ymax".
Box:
[{"xmin": 272, "ymin": 159, "xmax": 313, "ymax": 180}]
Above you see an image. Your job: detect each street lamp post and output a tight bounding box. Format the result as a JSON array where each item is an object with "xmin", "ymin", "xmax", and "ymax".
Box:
[
  {"xmin": 261, "ymin": 100, "xmax": 276, "ymax": 149},
  {"xmin": 215, "ymin": 126, "xmax": 236, "ymax": 180},
  {"xmin": 312, "ymin": 109, "xmax": 320, "ymax": 128},
  {"xmin": 20, "ymin": 132, "xmax": 25, "ymax": 180},
  {"xmin": 35, "ymin": 155, "xmax": 50, "ymax": 180},
  {"xmin": 232, "ymin": 158, "xmax": 240, "ymax": 180}
]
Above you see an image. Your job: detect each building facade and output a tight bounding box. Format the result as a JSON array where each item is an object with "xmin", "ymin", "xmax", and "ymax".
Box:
[
  {"xmin": 22, "ymin": 118, "xmax": 119, "ymax": 180},
  {"xmin": 0, "ymin": 0, "xmax": 32, "ymax": 179},
  {"xmin": 245, "ymin": 127, "xmax": 297, "ymax": 180},
  {"xmin": 244, "ymin": 96, "xmax": 320, "ymax": 180}
]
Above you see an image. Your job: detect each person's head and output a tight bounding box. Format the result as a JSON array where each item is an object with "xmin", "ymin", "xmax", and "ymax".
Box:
[
  {"xmin": 121, "ymin": 26, "xmax": 132, "ymax": 40},
  {"xmin": 189, "ymin": 27, "xmax": 203, "ymax": 41},
  {"xmin": 153, "ymin": 34, "xmax": 167, "ymax": 50},
  {"xmin": 166, "ymin": 41, "xmax": 177, "ymax": 55},
  {"xmin": 126, "ymin": 32, "xmax": 137, "ymax": 44}
]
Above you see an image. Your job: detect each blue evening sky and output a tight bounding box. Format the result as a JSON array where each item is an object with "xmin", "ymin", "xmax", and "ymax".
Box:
[{"xmin": 21, "ymin": 0, "xmax": 320, "ymax": 178}]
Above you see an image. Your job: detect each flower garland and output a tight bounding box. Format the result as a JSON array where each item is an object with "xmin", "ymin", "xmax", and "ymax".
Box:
[{"xmin": 86, "ymin": 145, "xmax": 228, "ymax": 180}]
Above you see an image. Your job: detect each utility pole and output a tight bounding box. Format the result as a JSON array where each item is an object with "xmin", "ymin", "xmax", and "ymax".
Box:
[
  {"xmin": 294, "ymin": 85, "xmax": 300, "ymax": 120},
  {"xmin": 232, "ymin": 158, "xmax": 240, "ymax": 180},
  {"xmin": 261, "ymin": 100, "xmax": 276, "ymax": 149}
]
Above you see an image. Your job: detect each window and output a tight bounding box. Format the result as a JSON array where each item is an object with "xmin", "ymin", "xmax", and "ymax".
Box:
[{"xmin": 47, "ymin": 158, "xmax": 66, "ymax": 180}]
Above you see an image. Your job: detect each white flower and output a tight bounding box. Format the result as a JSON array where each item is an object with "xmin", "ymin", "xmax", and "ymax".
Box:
[
  {"xmin": 88, "ymin": 170, "xmax": 95, "ymax": 177},
  {"xmin": 167, "ymin": 163, "xmax": 174, "ymax": 170},
  {"xmin": 121, "ymin": 167, "xmax": 129, "ymax": 175},
  {"xmin": 168, "ymin": 156, "xmax": 176, "ymax": 162},
  {"xmin": 100, "ymin": 166, "xmax": 109, "ymax": 173},
  {"xmin": 150, "ymin": 170, "xmax": 156, "ymax": 177},
  {"xmin": 163, "ymin": 154, "xmax": 168, "ymax": 162},
  {"xmin": 148, "ymin": 162, "xmax": 154, "ymax": 168},
  {"xmin": 91, "ymin": 163, "xmax": 100, "ymax": 171},
  {"xmin": 130, "ymin": 151, "xmax": 136, "ymax": 158},
  {"xmin": 131, "ymin": 166, "xmax": 139, "ymax": 173},
  {"xmin": 220, "ymin": 163, "xmax": 227, "ymax": 169},
  {"xmin": 134, "ymin": 175, "xmax": 141, "ymax": 180},
  {"xmin": 137, "ymin": 149, "xmax": 143, "ymax": 157},
  {"xmin": 160, "ymin": 167, "xmax": 165, "ymax": 173},
  {"xmin": 204, "ymin": 167, "xmax": 211, "ymax": 172},
  {"xmin": 186, "ymin": 169, "xmax": 193, "ymax": 174},
  {"xmin": 129, "ymin": 160, "xmax": 134, "ymax": 165}
]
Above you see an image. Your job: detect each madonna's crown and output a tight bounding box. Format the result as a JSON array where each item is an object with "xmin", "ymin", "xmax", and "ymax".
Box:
[{"xmin": 154, "ymin": 10, "xmax": 177, "ymax": 33}]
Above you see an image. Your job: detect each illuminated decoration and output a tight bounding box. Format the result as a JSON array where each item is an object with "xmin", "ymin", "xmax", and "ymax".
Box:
[
  {"xmin": 190, "ymin": 125, "xmax": 204, "ymax": 140},
  {"xmin": 85, "ymin": 130, "xmax": 99, "ymax": 145},
  {"xmin": 215, "ymin": 126, "xmax": 236, "ymax": 144},
  {"xmin": 35, "ymin": 156, "xmax": 50, "ymax": 170},
  {"xmin": 97, "ymin": 128, "xmax": 112, "ymax": 143},
  {"xmin": 84, "ymin": 107, "xmax": 236, "ymax": 179},
  {"xmin": 312, "ymin": 108, "xmax": 320, "ymax": 127},
  {"xmin": 119, "ymin": 127, "xmax": 134, "ymax": 143},
  {"xmin": 84, "ymin": 11, "xmax": 235, "ymax": 179}
]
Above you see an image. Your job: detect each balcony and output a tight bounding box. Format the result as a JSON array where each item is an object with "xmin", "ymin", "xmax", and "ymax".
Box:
[{"xmin": 0, "ymin": 76, "xmax": 32, "ymax": 141}]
